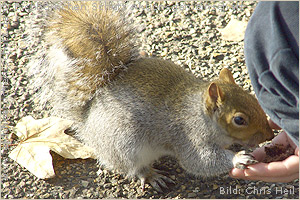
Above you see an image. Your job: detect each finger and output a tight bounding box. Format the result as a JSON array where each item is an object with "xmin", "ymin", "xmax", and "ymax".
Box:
[
  {"xmin": 286, "ymin": 133, "xmax": 298, "ymax": 149},
  {"xmin": 229, "ymin": 168, "xmax": 245, "ymax": 178},
  {"xmin": 270, "ymin": 131, "xmax": 298, "ymax": 150},
  {"xmin": 239, "ymin": 172, "xmax": 299, "ymax": 182},
  {"xmin": 271, "ymin": 131, "xmax": 289, "ymax": 145},
  {"xmin": 295, "ymin": 147, "xmax": 299, "ymax": 156},
  {"xmin": 245, "ymin": 155, "xmax": 299, "ymax": 177},
  {"xmin": 230, "ymin": 166, "xmax": 299, "ymax": 183}
]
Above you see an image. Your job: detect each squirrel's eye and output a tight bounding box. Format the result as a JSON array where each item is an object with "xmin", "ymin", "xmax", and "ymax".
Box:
[
  {"xmin": 233, "ymin": 116, "xmax": 246, "ymax": 125},
  {"xmin": 232, "ymin": 112, "xmax": 249, "ymax": 127}
]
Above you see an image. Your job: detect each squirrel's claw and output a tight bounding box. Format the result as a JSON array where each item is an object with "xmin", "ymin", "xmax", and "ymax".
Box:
[
  {"xmin": 233, "ymin": 150, "xmax": 258, "ymax": 169},
  {"xmin": 149, "ymin": 179, "xmax": 164, "ymax": 193},
  {"xmin": 149, "ymin": 169, "xmax": 174, "ymax": 193},
  {"xmin": 138, "ymin": 167, "xmax": 175, "ymax": 193},
  {"xmin": 153, "ymin": 168, "xmax": 176, "ymax": 185},
  {"xmin": 140, "ymin": 177, "xmax": 146, "ymax": 192}
]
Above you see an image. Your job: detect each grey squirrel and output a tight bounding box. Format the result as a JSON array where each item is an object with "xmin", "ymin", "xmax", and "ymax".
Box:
[{"xmin": 27, "ymin": 1, "xmax": 274, "ymax": 192}]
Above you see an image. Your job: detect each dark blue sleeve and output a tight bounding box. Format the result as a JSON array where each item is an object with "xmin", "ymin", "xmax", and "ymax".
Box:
[{"xmin": 244, "ymin": 1, "xmax": 299, "ymax": 146}]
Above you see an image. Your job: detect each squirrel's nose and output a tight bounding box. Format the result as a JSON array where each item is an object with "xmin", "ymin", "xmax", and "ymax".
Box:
[
  {"xmin": 265, "ymin": 125, "xmax": 274, "ymax": 141},
  {"xmin": 247, "ymin": 128, "xmax": 274, "ymax": 147}
]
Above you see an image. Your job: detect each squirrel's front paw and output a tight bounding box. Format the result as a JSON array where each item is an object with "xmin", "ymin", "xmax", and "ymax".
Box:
[
  {"xmin": 233, "ymin": 150, "xmax": 258, "ymax": 170},
  {"xmin": 137, "ymin": 167, "xmax": 175, "ymax": 193}
]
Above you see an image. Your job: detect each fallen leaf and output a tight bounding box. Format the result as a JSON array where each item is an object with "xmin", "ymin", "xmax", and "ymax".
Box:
[
  {"xmin": 219, "ymin": 17, "xmax": 248, "ymax": 41},
  {"xmin": 9, "ymin": 116, "xmax": 96, "ymax": 179}
]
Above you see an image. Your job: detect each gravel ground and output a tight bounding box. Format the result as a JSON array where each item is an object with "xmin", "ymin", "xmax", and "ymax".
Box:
[{"xmin": 1, "ymin": 1, "xmax": 299, "ymax": 199}]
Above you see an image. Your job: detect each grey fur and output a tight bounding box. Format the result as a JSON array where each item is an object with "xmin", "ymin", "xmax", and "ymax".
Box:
[{"xmin": 26, "ymin": 1, "xmax": 272, "ymax": 190}]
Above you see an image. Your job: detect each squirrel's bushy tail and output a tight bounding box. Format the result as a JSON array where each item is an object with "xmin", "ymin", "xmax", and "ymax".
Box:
[{"xmin": 28, "ymin": 1, "xmax": 139, "ymax": 122}]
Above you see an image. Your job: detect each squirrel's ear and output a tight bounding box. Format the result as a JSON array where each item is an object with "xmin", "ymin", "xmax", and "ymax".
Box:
[
  {"xmin": 207, "ymin": 82, "xmax": 224, "ymax": 103},
  {"xmin": 205, "ymin": 82, "xmax": 224, "ymax": 114},
  {"xmin": 219, "ymin": 68, "xmax": 235, "ymax": 84}
]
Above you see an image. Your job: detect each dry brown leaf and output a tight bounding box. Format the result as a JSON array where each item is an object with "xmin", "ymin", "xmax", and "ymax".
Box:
[
  {"xmin": 219, "ymin": 17, "xmax": 248, "ymax": 42},
  {"xmin": 9, "ymin": 116, "xmax": 96, "ymax": 179}
]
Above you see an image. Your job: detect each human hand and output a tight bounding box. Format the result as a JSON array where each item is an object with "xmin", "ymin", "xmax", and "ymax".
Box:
[{"xmin": 230, "ymin": 120, "xmax": 299, "ymax": 182}]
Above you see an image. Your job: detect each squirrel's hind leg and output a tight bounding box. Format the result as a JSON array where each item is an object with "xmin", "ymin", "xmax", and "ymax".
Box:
[{"xmin": 136, "ymin": 166, "xmax": 175, "ymax": 192}]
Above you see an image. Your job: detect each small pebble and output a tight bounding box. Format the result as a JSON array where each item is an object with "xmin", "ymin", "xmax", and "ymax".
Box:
[
  {"xmin": 81, "ymin": 180, "xmax": 89, "ymax": 187},
  {"xmin": 187, "ymin": 192, "xmax": 197, "ymax": 198}
]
